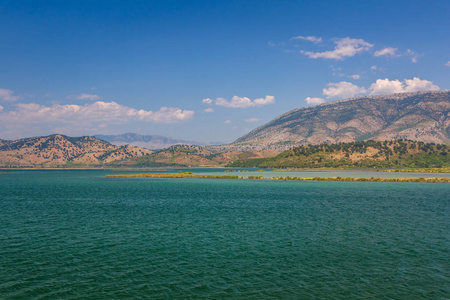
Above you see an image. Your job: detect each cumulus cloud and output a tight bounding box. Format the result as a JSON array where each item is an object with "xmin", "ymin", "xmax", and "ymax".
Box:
[
  {"xmin": 371, "ymin": 65, "xmax": 377, "ymax": 70},
  {"xmin": 322, "ymin": 82, "xmax": 367, "ymax": 99},
  {"xmin": 0, "ymin": 105, "xmax": 3, "ymax": 111},
  {"xmin": 224, "ymin": 120, "xmax": 231, "ymax": 124},
  {"xmin": 76, "ymin": 93, "xmax": 100, "ymax": 101},
  {"xmin": 291, "ymin": 36, "xmax": 322, "ymax": 43},
  {"xmin": 0, "ymin": 89, "xmax": 20, "ymax": 102},
  {"xmin": 213, "ymin": 95, "xmax": 275, "ymax": 108},
  {"xmin": 445, "ymin": 61, "xmax": 450, "ymax": 67},
  {"xmin": 203, "ymin": 108, "xmax": 214, "ymax": 113},
  {"xmin": 348, "ymin": 74, "xmax": 361, "ymax": 80},
  {"xmin": 202, "ymin": 98, "xmax": 213, "ymax": 104},
  {"xmin": 305, "ymin": 97, "xmax": 325, "ymax": 105},
  {"xmin": 369, "ymin": 77, "xmax": 439, "ymax": 95},
  {"xmin": 0, "ymin": 101, "xmax": 194, "ymax": 138},
  {"xmin": 315, "ymin": 77, "xmax": 440, "ymax": 102},
  {"xmin": 301, "ymin": 37, "xmax": 373, "ymax": 60},
  {"xmin": 374, "ymin": 47, "xmax": 398, "ymax": 57},
  {"xmin": 244, "ymin": 118, "xmax": 259, "ymax": 123},
  {"xmin": 404, "ymin": 77, "xmax": 440, "ymax": 92},
  {"xmin": 406, "ymin": 49, "xmax": 420, "ymax": 63},
  {"xmin": 368, "ymin": 79, "xmax": 404, "ymax": 95}
]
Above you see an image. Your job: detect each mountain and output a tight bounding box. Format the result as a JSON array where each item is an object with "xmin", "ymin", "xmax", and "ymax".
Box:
[
  {"xmin": 229, "ymin": 140, "xmax": 450, "ymax": 169},
  {"xmin": 109, "ymin": 144, "xmax": 279, "ymax": 167},
  {"xmin": 233, "ymin": 91, "xmax": 450, "ymax": 150},
  {"xmin": 0, "ymin": 134, "xmax": 153, "ymax": 167},
  {"xmin": 94, "ymin": 133, "xmax": 213, "ymax": 150},
  {"xmin": 0, "ymin": 139, "xmax": 11, "ymax": 147}
]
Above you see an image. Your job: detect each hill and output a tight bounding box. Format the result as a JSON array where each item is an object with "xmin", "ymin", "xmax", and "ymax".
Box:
[
  {"xmin": 0, "ymin": 134, "xmax": 153, "ymax": 167},
  {"xmin": 233, "ymin": 91, "xmax": 450, "ymax": 150},
  {"xmin": 229, "ymin": 140, "xmax": 450, "ymax": 169},
  {"xmin": 108, "ymin": 144, "xmax": 279, "ymax": 167},
  {"xmin": 0, "ymin": 139, "xmax": 10, "ymax": 147},
  {"xmin": 94, "ymin": 133, "xmax": 214, "ymax": 150}
]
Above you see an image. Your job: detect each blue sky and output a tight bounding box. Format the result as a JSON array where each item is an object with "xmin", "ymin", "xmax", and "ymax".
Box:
[{"xmin": 0, "ymin": 0, "xmax": 449, "ymax": 143}]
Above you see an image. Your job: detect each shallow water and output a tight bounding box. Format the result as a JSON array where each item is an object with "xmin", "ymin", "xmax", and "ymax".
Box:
[{"xmin": 1, "ymin": 170, "xmax": 449, "ymax": 299}]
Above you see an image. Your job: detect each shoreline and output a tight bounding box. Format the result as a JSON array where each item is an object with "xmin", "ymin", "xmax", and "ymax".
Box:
[{"xmin": 106, "ymin": 172, "xmax": 450, "ymax": 183}]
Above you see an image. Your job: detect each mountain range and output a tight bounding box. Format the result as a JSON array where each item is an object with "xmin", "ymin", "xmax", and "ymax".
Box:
[{"xmin": 94, "ymin": 133, "xmax": 215, "ymax": 150}]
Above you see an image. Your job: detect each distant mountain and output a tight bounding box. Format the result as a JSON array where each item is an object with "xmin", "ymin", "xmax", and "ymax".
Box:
[
  {"xmin": 232, "ymin": 91, "xmax": 450, "ymax": 150},
  {"xmin": 94, "ymin": 133, "xmax": 213, "ymax": 150},
  {"xmin": 0, "ymin": 134, "xmax": 152, "ymax": 167}
]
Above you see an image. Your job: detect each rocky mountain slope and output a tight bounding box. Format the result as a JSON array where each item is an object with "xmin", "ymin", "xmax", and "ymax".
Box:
[
  {"xmin": 233, "ymin": 91, "xmax": 450, "ymax": 150},
  {"xmin": 0, "ymin": 134, "xmax": 153, "ymax": 167},
  {"xmin": 94, "ymin": 133, "xmax": 213, "ymax": 150}
]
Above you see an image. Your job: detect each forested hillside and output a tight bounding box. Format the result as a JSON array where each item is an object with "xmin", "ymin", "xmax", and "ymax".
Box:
[{"xmin": 229, "ymin": 140, "xmax": 450, "ymax": 168}]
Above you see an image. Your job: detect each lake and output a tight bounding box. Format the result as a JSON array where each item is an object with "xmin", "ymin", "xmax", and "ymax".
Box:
[{"xmin": 1, "ymin": 169, "xmax": 449, "ymax": 299}]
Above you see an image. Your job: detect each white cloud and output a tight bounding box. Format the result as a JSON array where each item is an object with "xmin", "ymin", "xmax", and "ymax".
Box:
[
  {"xmin": 0, "ymin": 101, "xmax": 194, "ymax": 138},
  {"xmin": 369, "ymin": 77, "xmax": 439, "ymax": 95},
  {"xmin": 224, "ymin": 120, "xmax": 231, "ymax": 124},
  {"xmin": 374, "ymin": 47, "xmax": 398, "ymax": 57},
  {"xmin": 133, "ymin": 106, "xmax": 194, "ymax": 123},
  {"xmin": 406, "ymin": 49, "xmax": 420, "ymax": 63},
  {"xmin": 301, "ymin": 37, "xmax": 373, "ymax": 60},
  {"xmin": 253, "ymin": 95, "xmax": 275, "ymax": 106},
  {"xmin": 348, "ymin": 74, "xmax": 360, "ymax": 80},
  {"xmin": 214, "ymin": 95, "xmax": 275, "ymax": 108},
  {"xmin": 203, "ymin": 108, "xmax": 214, "ymax": 113},
  {"xmin": 369, "ymin": 79, "xmax": 404, "ymax": 95},
  {"xmin": 371, "ymin": 65, "xmax": 377, "ymax": 70},
  {"xmin": 0, "ymin": 105, "xmax": 3, "ymax": 111},
  {"xmin": 76, "ymin": 93, "xmax": 100, "ymax": 101},
  {"xmin": 403, "ymin": 77, "xmax": 440, "ymax": 92},
  {"xmin": 445, "ymin": 61, "xmax": 450, "ymax": 67},
  {"xmin": 0, "ymin": 89, "xmax": 20, "ymax": 102},
  {"xmin": 244, "ymin": 118, "xmax": 259, "ymax": 122},
  {"xmin": 305, "ymin": 97, "xmax": 325, "ymax": 105},
  {"xmin": 291, "ymin": 36, "xmax": 322, "ymax": 43},
  {"xmin": 202, "ymin": 98, "xmax": 213, "ymax": 104},
  {"xmin": 322, "ymin": 82, "xmax": 367, "ymax": 99},
  {"xmin": 316, "ymin": 77, "xmax": 440, "ymax": 100}
]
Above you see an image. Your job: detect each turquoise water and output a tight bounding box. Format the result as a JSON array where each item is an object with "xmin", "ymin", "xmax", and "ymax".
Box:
[{"xmin": 1, "ymin": 170, "xmax": 449, "ymax": 299}]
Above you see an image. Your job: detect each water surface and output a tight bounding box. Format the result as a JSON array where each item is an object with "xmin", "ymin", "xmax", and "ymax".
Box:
[{"xmin": 1, "ymin": 170, "xmax": 449, "ymax": 299}]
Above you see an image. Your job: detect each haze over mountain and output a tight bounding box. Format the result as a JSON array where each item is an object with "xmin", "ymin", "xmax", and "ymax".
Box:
[
  {"xmin": 94, "ymin": 133, "xmax": 215, "ymax": 150},
  {"xmin": 231, "ymin": 91, "xmax": 449, "ymax": 150}
]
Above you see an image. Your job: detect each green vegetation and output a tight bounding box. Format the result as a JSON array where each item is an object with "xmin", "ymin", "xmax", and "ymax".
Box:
[
  {"xmin": 228, "ymin": 140, "xmax": 450, "ymax": 169},
  {"xmin": 379, "ymin": 168, "xmax": 450, "ymax": 173},
  {"xmin": 106, "ymin": 172, "xmax": 241, "ymax": 179},
  {"xmin": 247, "ymin": 176, "xmax": 266, "ymax": 179},
  {"xmin": 268, "ymin": 176, "xmax": 449, "ymax": 183},
  {"xmin": 106, "ymin": 172, "xmax": 449, "ymax": 183}
]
